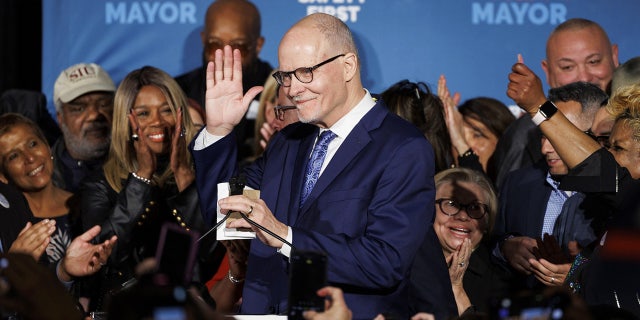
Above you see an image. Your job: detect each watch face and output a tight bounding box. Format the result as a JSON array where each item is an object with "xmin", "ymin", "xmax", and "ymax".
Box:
[{"xmin": 540, "ymin": 101, "xmax": 557, "ymax": 118}]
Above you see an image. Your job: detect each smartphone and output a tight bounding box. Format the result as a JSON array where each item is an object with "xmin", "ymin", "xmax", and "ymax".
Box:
[
  {"xmin": 153, "ymin": 306, "xmax": 187, "ymax": 320},
  {"xmin": 155, "ymin": 222, "xmax": 200, "ymax": 286},
  {"xmin": 287, "ymin": 250, "xmax": 328, "ymax": 319}
]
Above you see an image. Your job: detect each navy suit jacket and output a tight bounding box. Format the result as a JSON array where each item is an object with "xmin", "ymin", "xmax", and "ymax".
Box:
[
  {"xmin": 192, "ymin": 102, "xmax": 453, "ymax": 319},
  {"xmin": 495, "ymin": 161, "xmax": 552, "ymax": 238}
]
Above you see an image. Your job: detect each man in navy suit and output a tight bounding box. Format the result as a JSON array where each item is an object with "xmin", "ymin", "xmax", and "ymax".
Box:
[
  {"xmin": 191, "ymin": 13, "xmax": 455, "ymax": 320},
  {"xmin": 495, "ymin": 82, "xmax": 607, "ymax": 287}
]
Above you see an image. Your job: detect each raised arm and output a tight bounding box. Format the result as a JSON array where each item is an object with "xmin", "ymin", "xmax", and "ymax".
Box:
[{"xmin": 506, "ymin": 56, "xmax": 600, "ymax": 168}]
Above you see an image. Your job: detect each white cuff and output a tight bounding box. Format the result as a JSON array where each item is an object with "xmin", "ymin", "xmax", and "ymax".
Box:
[
  {"xmin": 193, "ymin": 128, "xmax": 225, "ymax": 150},
  {"xmin": 276, "ymin": 226, "xmax": 293, "ymax": 259}
]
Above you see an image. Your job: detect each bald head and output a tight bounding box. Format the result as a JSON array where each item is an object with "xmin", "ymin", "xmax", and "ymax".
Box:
[
  {"xmin": 277, "ymin": 13, "xmax": 363, "ymax": 128},
  {"xmin": 206, "ymin": 0, "xmax": 260, "ymax": 35},
  {"xmin": 612, "ymin": 56, "xmax": 640, "ymax": 94},
  {"xmin": 282, "ymin": 13, "xmax": 358, "ymax": 59},
  {"xmin": 201, "ymin": 0, "xmax": 264, "ymax": 69},
  {"xmin": 542, "ymin": 18, "xmax": 618, "ymax": 91}
]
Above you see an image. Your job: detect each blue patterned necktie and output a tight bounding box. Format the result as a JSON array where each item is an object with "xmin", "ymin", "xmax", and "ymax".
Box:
[{"xmin": 300, "ymin": 130, "xmax": 337, "ymax": 206}]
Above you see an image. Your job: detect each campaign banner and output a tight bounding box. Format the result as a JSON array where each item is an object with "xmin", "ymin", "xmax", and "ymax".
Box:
[{"xmin": 42, "ymin": 0, "xmax": 640, "ymax": 115}]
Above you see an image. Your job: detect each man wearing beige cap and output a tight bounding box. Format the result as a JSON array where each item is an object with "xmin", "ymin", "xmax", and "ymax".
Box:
[{"xmin": 52, "ymin": 63, "xmax": 115, "ymax": 192}]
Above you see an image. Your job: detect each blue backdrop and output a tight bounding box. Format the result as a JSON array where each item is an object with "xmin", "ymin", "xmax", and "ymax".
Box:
[{"xmin": 42, "ymin": 0, "xmax": 640, "ymax": 115}]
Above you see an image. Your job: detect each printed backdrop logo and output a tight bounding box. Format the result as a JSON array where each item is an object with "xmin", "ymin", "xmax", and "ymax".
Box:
[
  {"xmin": 106, "ymin": 1, "xmax": 197, "ymax": 24},
  {"xmin": 298, "ymin": 0, "xmax": 367, "ymax": 23},
  {"xmin": 472, "ymin": 1, "xmax": 567, "ymax": 25}
]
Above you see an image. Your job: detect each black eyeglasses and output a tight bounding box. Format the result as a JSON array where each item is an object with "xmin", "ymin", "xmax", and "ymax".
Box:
[
  {"xmin": 274, "ymin": 105, "xmax": 296, "ymax": 121},
  {"xmin": 435, "ymin": 198, "xmax": 488, "ymax": 220},
  {"xmin": 585, "ymin": 130, "xmax": 611, "ymax": 149},
  {"xmin": 272, "ymin": 54, "xmax": 346, "ymax": 87}
]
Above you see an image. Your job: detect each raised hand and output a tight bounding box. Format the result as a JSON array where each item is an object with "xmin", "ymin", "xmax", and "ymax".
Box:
[
  {"xmin": 8, "ymin": 220, "xmax": 56, "ymax": 261},
  {"xmin": 170, "ymin": 107, "xmax": 195, "ymax": 192},
  {"xmin": 506, "ymin": 54, "xmax": 546, "ymax": 114},
  {"xmin": 438, "ymin": 74, "xmax": 469, "ymax": 156},
  {"xmin": 437, "ymin": 74, "xmax": 461, "ymax": 109},
  {"xmin": 58, "ymin": 225, "xmax": 118, "ymax": 282},
  {"xmin": 204, "ymin": 46, "xmax": 263, "ymax": 136},
  {"xmin": 128, "ymin": 111, "xmax": 155, "ymax": 180}
]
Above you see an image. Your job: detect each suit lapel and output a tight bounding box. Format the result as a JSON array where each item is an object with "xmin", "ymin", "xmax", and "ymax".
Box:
[
  {"xmin": 527, "ymin": 166, "xmax": 553, "ymax": 235},
  {"xmin": 287, "ymin": 127, "xmax": 318, "ymax": 226}
]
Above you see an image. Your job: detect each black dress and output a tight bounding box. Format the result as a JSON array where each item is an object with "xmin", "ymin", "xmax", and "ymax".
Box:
[{"xmin": 0, "ymin": 182, "xmax": 31, "ymax": 252}]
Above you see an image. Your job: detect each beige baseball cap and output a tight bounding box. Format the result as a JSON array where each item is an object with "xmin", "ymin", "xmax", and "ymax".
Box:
[{"xmin": 53, "ymin": 63, "xmax": 115, "ymax": 111}]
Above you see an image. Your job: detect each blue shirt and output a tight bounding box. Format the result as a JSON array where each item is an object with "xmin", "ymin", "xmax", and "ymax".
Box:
[{"xmin": 542, "ymin": 173, "xmax": 574, "ymax": 237}]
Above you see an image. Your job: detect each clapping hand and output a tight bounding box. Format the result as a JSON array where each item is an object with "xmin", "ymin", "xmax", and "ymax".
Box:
[
  {"xmin": 58, "ymin": 225, "xmax": 118, "ymax": 282},
  {"xmin": 170, "ymin": 107, "xmax": 195, "ymax": 192},
  {"xmin": 501, "ymin": 235, "xmax": 538, "ymax": 275},
  {"xmin": 447, "ymin": 238, "xmax": 472, "ymax": 287},
  {"xmin": 529, "ymin": 234, "xmax": 571, "ymax": 286},
  {"xmin": 8, "ymin": 220, "xmax": 56, "ymax": 261}
]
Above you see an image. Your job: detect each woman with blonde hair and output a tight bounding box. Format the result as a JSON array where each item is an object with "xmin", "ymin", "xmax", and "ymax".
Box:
[{"xmin": 78, "ymin": 66, "xmax": 216, "ymax": 311}]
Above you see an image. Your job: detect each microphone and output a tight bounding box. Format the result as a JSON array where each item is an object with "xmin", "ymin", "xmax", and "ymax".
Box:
[
  {"xmin": 197, "ymin": 175, "xmax": 246, "ymax": 242},
  {"xmin": 197, "ymin": 175, "xmax": 294, "ymax": 250}
]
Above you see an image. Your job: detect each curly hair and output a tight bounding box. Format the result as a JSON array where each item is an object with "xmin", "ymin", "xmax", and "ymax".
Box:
[{"xmin": 606, "ymin": 83, "xmax": 640, "ymax": 141}]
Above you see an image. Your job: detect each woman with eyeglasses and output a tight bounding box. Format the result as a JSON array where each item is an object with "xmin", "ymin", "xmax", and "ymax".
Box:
[{"xmin": 411, "ymin": 168, "xmax": 512, "ymax": 317}]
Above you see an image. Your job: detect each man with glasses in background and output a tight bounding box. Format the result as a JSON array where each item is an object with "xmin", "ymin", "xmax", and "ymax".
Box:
[
  {"xmin": 271, "ymin": 84, "xmax": 298, "ymax": 132},
  {"xmin": 191, "ymin": 12, "xmax": 455, "ymax": 320},
  {"xmin": 176, "ymin": 0, "xmax": 272, "ymax": 161}
]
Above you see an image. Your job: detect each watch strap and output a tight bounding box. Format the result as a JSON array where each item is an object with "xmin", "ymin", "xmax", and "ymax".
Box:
[{"xmin": 532, "ymin": 110, "xmax": 546, "ymax": 125}]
